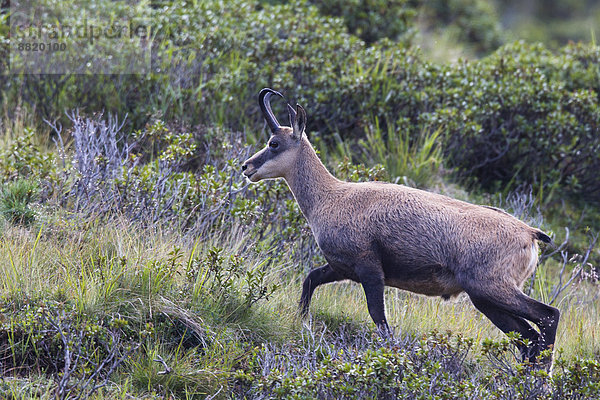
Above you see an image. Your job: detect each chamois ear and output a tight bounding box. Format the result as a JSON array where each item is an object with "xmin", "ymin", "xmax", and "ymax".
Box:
[{"xmin": 288, "ymin": 103, "xmax": 306, "ymax": 140}]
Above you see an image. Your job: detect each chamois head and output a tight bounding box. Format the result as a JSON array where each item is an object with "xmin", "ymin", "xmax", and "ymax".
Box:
[{"xmin": 242, "ymin": 88, "xmax": 306, "ymax": 182}]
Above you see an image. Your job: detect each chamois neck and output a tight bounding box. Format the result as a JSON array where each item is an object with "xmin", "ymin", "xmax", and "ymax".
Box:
[{"xmin": 283, "ymin": 138, "xmax": 341, "ymax": 221}]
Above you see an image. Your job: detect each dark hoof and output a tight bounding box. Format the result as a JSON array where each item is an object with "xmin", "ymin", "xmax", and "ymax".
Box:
[{"xmin": 376, "ymin": 323, "xmax": 393, "ymax": 339}]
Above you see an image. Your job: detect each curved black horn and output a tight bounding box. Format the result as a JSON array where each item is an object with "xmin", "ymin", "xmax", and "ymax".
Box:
[{"xmin": 259, "ymin": 88, "xmax": 284, "ymax": 133}]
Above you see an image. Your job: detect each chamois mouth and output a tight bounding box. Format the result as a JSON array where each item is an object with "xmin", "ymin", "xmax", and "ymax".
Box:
[{"xmin": 243, "ymin": 170, "xmax": 258, "ymax": 181}]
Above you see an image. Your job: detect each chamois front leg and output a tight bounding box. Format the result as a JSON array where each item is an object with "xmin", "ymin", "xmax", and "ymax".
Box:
[
  {"xmin": 300, "ymin": 264, "xmax": 345, "ymax": 316},
  {"xmin": 356, "ymin": 266, "xmax": 391, "ymax": 337}
]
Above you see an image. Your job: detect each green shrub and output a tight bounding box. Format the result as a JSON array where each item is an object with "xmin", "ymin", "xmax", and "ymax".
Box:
[
  {"xmin": 2, "ymin": 0, "xmax": 363, "ymax": 128},
  {"xmin": 186, "ymin": 246, "xmax": 279, "ymax": 321},
  {"xmin": 435, "ymin": 42, "xmax": 600, "ymax": 201},
  {"xmin": 0, "ymin": 128, "xmax": 55, "ymax": 181},
  {"xmin": 2, "ymin": 0, "xmax": 154, "ymax": 126},
  {"xmin": 557, "ymin": 43, "xmax": 600, "ymax": 95},
  {"xmin": 322, "ymin": 40, "xmax": 599, "ymax": 201},
  {"xmin": 310, "ymin": 0, "xmax": 416, "ymax": 44},
  {"xmin": 261, "ymin": 0, "xmax": 417, "ymax": 45},
  {"xmin": 423, "ymin": 0, "xmax": 505, "ymax": 54},
  {"xmin": 3, "ymin": 0, "xmax": 599, "ymax": 205},
  {"xmin": 552, "ymin": 357, "xmax": 600, "ymax": 398},
  {"xmin": 0, "ymin": 301, "xmax": 136, "ymax": 397}
]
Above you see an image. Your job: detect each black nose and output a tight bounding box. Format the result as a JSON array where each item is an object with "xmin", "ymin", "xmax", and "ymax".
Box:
[{"xmin": 241, "ymin": 164, "xmax": 247, "ymax": 171}]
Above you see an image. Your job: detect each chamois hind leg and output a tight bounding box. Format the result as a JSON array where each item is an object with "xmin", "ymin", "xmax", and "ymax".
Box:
[
  {"xmin": 467, "ymin": 285, "xmax": 559, "ymax": 366},
  {"xmin": 469, "ymin": 295, "xmax": 542, "ymax": 360},
  {"xmin": 300, "ymin": 264, "xmax": 345, "ymax": 316},
  {"xmin": 507, "ymin": 291, "xmax": 560, "ymax": 360}
]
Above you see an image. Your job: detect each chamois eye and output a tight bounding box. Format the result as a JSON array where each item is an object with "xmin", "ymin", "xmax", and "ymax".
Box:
[{"xmin": 269, "ymin": 141, "xmax": 279, "ymax": 149}]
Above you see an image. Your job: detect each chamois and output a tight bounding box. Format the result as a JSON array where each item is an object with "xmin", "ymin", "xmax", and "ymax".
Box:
[{"xmin": 242, "ymin": 88, "xmax": 560, "ymax": 367}]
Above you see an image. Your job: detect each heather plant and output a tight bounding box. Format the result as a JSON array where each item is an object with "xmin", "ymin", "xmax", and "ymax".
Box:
[
  {"xmin": 0, "ymin": 302, "xmax": 137, "ymax": 399},
  {"xmin": 234, "ymin": 327, "xmax": 600, "ymax": 399}
]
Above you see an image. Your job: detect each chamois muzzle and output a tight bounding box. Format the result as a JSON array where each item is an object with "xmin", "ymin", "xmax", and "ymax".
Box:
[
  {"xmin": 241, "ymin": 162, "xmax": 257, "ymax": 181},
  {"xmin": 259, "ymin": 88, "xmax": 284, "ymax": 133}
]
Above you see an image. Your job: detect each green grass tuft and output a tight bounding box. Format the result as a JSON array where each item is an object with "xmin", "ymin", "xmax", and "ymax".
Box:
[{"xmin": 0, "ymin": 179, "xmax": 39, "ymax": 226}]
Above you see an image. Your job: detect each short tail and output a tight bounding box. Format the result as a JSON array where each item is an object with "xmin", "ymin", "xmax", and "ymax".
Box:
[{"xmin": 534, "ymin": 230, "xmax": 552, "ymax": 244}]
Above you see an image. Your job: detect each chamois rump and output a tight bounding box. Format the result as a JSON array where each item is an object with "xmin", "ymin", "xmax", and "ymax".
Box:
[{"xmin": 242, "ymin": 88, "xmax": 560, "ymax": 366}]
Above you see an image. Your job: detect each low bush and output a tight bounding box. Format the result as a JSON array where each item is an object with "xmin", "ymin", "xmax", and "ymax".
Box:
[
  {"xmin": 309, "ymin": 0, "xmax": 416, "ymax": 44},
  {"xmin": 423, "ymin": 0, "xmax": 505, "ymax": 54},
  {"xmin": 2, "ymin": 0, "xmax": 598, "ymax": 203},
  {"xmin": 0, "ymin": 300, "xmax": 138, "ymax": 399},
  {"xmin": 335, "ymin": 41, "xmax": 599, "ymax": 201},
  {"xmin": 0, "ymin": 128, "xmax": 55, "ymax": 182},
  {"xmin": 437, "ymin": 42, "xmax": 600, "ymax": 201},
  {"xmin": 235, "ymin": 328, "xmax": 600, "ymax": 399},
  {"xmin": 45, "ymin": 112, "xmax": 320, "ymax": 270}
]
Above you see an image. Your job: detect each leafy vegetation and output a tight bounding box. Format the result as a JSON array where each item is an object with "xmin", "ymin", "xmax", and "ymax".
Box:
[
  {"xmin": 422, "ymin": 0, "xmax": 505, "ymax": 55},
  {"xmin": 308, "ymin": 0, "xmax": 417, "ymax": 44},
  {"xmin": 0, "ymin": 178, "xmax": 39, "ymax": 226},
  {"xmin": 497, "ymin": 0, "xmax": 600, "ymax": 49},
  {"xmin": 0, "ymin": 0, "xmax": 599, "ymax": 398},
  {"xmin": 3, "ymin": 0, "xmax": 598, "ymax": 200}
]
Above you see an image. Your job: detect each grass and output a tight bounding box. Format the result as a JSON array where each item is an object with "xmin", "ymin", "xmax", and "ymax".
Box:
[
  {"xmin": 0, "ymin": 102, "xmax": 598, "ymax": 398},
  {"xmin": 0, "ymin": 179, "xmax": 39, "ymax": 226},
  {"xmin": 323, "ymin": 116, "xmax": 444, "ymax": 188},
  {"xmin": 0, "ymin": 114, "xmax": 597, "ymax": 399},
  {"xmin": 309, "ymin": 272, "xmax": 600, "ymax": 361},
  {"xmin": 0, "ymin": 216, "xmax": 599, "ymax": 398},
  {"xmin": 360, "ymin": 116, "xmax": 444, "ymax": 188},
  {"xmin": 0, "ymin": 219, "xmax": 282, "ymax": 397}
]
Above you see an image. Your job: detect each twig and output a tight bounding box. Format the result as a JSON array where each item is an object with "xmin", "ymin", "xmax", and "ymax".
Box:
[
  {"xmin": 153, "ymin": 354, "xmax": 172, "ymax": 375},
  {"xmin": 549, "ymin": 233, "xmax": 598, "ymax": 305}
]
